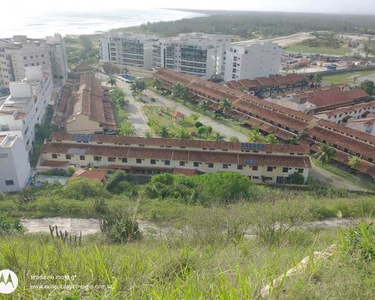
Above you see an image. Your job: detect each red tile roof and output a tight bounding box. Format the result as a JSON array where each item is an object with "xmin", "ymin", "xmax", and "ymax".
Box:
[
  {"xmin": 171, "ymin": 111, "xmax": 185, "ymax": 118},
  {"xmin": 173, "ymin": 168, "xmax": 200, "ymax": 176},
  {"xmin": 40, "ymin": 160, "xmax": 69, "ymax": 168},
  {"xmin": 321, "ymin": 101, "xmax": 375, "ymax": 117},
  {"xmin": 72, "ymin": 170, "xmax": 107, "ymax": 181}
]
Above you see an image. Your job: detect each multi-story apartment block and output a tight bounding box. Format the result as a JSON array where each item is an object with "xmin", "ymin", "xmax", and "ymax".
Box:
[
  {"xmin": 0, "ymin": 132, "xmax": 31, "ymax": 192},
  {"xmin": 45, "ymin": 34, "xmax": 69, "ymax": 86},
  {"xmin": 224, "ymin": 41, "xmax": 282, "ymax": 82},
  {"xmin": 100, "ymin": 33, "xmax": 158, "ymax": 69},
  {"xmin": 39, "ymin": 132, "xmax": 312, "ymax": 185},
  {"xmin": 154, "ymin": 33, "xmax": 231, "ymax": 80},
  {"xmin": 0, "ymin": 34, "xmax": 68, "ymax": 88},
  {"xmin": 0, "ymin": 67, "xmax": 53, "ymax": 152}
]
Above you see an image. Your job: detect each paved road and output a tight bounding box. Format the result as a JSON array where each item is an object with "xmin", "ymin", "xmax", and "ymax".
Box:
[
  {"xmin": 96, "ymin": 73, "xmax": 149, "ymax": 136},
  {"xmin": 309, "ymin": 162, "xmax": 367, "ymax": 192},
  {"xmin": 142, "ymin": 89, "xmax": 249, "ymax": 141}
]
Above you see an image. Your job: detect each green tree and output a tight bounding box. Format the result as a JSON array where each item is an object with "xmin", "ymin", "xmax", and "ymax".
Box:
[
  {"xmin": 230, "ymin": 136, "xmax": 240, "ymax": 143},
  {"xmin": 130, "ymin": 80, "xmax": 146, "ymax": 93},
  {"xmin": 219, "ymin": 98, "xmax": 231, "ymax": 114},
  {"xmin": 172, "ymin": 82, "xmax": 188, "ymax": 100},
  {"xmin": 265, "ymin": 133, "xmax": 277, "ymax": 144},
  {"xmin": 189, "ymin": 113, "xmax": 200, "ymax": 122},
  {"xmin": 177, "ymin": 128, "xmax": 191, "ymax": 139},
  {"xmin": 348, "ymin": 156, "xmax": 361, "ymax": 170},
  {"xmin": 158, "ymin": 125, "xmax": 170, "ymax": 138},
  {"xmin": 199, "ymin": 100, "xmax": 210, "ymax": 111},
  {"xmin": 288, "ymin": 172, "xmax": 305, "ymax": 185},
  {"xmin": 197, "ymin": 125, "xmax": 213, "ymax": 139},
  {"xmin": 248, "ymin": 128, "xmax": 265, "ymax": 142},
  {"xmin": 316, "ymin": 143, "xmax": 336, "ymax": 164},
  {"xmin": 110, "ymin": 87, "xmax": 127, "ymax": 107},
  {"xmin": 314, "ymin": 73, "xmax": 323, "ymax": 86},
  {"xmin": 107, "ymin": 77, "xmax": 117, "ymax": 87},
  {"xmin": 209, "ymin": 132, "xmax": 226, "ymax": 141},
  {"xmin": 106, "ymin": 170, "xmax": 131, "ymax": 194},
  {"xmin": 119, "ymin": 121, "xmax": 136, "ymax": 136},
  {"xmin": 360, "ymin": 80, "xmax": 375, "ymax": 96},
  {"xmin": 64, "ymin": 178, "xmax": 110, "ymax": 200}
]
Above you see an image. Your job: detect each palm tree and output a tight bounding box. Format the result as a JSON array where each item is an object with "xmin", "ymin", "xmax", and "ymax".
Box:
[
  {"xmin": 210, "ymin": 132, "xmax": 226, "ymax": 141},
  {"xmin": 265, "ymin": 134, "xmax": 277, "ymax": 144},
  {"xmin": 316, "ymin": 143, "xmax": 336, "ymax": 164},
  {"xmin": 177, "ymin": 128, "xmax": 191, "ymax": 139},
  {"xmin": 144, "ymin": 131, "xmax": 153, "ymax": 138},
  {"xmin": 219, "ymin": 98, "xmax": 231, "ymax": 114},
  {"xmin": 314, "ymin": 73, "xmax": 323, "ymax": 86},
  {"xmin": 199, "ymin": 101, "xmax": 210, "ymax": 111},
  {"xmin": 230, "ymin": 136, "xmax": 240, "ymax": 143},
  {"xmin": 107, "ymin": 77, "xmax": 117, "ymax": 87},
  {"xmin": 158, "ymin": 125, "xmax": 170, "ymax": 138},
  {"xmin": 119, "ymin": 122, "xmax": 136, "ymax": 136},
  {"xmin": 172, "ymin": 83, "xmax": 187, "ymax": 100},
  {"xmin": 248, "ymin": 128, "xmax": 265, "ymax": 143}
]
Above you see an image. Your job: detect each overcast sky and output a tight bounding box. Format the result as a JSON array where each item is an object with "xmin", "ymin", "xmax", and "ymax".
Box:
[{"xmin": 4, "ymin": 0, "xmax": 375, "ymax": 15}]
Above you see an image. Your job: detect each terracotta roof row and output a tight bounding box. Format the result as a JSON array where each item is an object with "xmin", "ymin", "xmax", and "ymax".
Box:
[
  {"xmin": 226, "ymin": 73, "xmax": 306, "ymax": 91},
  {"xmin": 72, "ymin": 170, "xmax": 107, "ymax": 181},
  {"xmin": 41, "ymin": 142, "xmax": 312, "ymax": 168},
  {"xmin": 49, "ymin": 132, "xmax": 310, "ymax": 154},
  {"xmin": 320, "ymin": 100, "xmax": 375, "ymax": 117}
]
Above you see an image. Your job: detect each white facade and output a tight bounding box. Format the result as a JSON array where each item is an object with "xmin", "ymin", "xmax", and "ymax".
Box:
[
  {"xmin": 0, "ymin": 34, "xmax": 68, "ymax": 88},
  {"xmin": 100, "ymin": 33, "xmax": 158, "ymax": 70},
  {"xmin": 346, "ymin": 117, "xmax": 375, "ymax": 135},
  {"xmin": 0, "ymin": 67, "xmax": 53, "ymax": 152},
  {"xmin": 224, "ymin": 41, "xmax": 282, "ymax": 81},
  {"xmin": 154, "ymin": 33, "xmax": 231, "ymax": 80},
  {"xmin": 0, "ymin": 133, "xmax": 31, "ymax": 192},
  {"xmin": 46, "ymin": 34, "xmax": 69, "ymax": 86}
]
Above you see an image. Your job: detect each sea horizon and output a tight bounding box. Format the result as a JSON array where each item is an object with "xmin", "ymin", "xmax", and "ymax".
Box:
[{"xmin": 0, "ymin": 8, "xmax": 206, "ymax": 38}]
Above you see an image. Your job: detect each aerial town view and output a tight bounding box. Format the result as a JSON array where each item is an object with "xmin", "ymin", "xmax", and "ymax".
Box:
[{"xmin": 1, "ymin": 1, "xmax": 375, "ymax": 299}]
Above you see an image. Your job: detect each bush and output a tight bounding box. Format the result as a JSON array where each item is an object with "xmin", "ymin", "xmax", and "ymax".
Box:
[
  {"xmin": 0, "ymin": 213, "xmax": 25, "ymax": 235},
  {"xmin": 288, "ymin": 172, "xmax": 305, "ymax": 184},
  {"xmin": 66, "ymin": 167, "xmax": 76, "ymax": 177},
  {"xmin": 105, "ymin": 170, "xmax": 131, "ymax": 194},
  {"xmin": 195, "ymin": 121, "xmax": 203, "ymax": 128},
  {"xmin": 345, "ymin": 222, "xmax": 375, "ymax": 260},
  {"xmin": 99, "ymin": 209, "xmax": 142, "ymax": 243},
  {"xmin": 64, "ymin": 178, "xmax": 110, "ymax": 200}
]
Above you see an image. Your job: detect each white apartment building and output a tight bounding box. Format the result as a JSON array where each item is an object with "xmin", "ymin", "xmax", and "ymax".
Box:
[
  {"xmin": 0, "ymin": 132, "xmax": 31, "ymax": 192},
  {"xmin": 100, "ymin": 33, "xmax": 158, "ymax": 69},
  {"xmin": 0, "ymin": 34, "xmax": 68, "ymax": 88},
  {"xmin": 154, "ymin": 33, "xmax": 231, "ymax": 80},
  {"xmin": 224, "ymin": 41, "xmax": 282, "ymax": 82},
  {"xmin": 0, "ymin": 67, "xmax": 53, "ymax": 152}
]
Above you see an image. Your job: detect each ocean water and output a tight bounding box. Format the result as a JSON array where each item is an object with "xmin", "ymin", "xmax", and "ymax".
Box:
[{"xmin": 0, "ymin": 9, "xmax": 205, "ymax": 38}]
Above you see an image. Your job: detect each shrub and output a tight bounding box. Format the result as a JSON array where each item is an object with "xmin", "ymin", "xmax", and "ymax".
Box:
[
  {"xmin": 99, "ymin": 209, "xmax": 142, "ymax": 243},
  {"xmin": 0, "ymin": 213, "xmax": 25, "ymax": 235},
  {"xmin": 66, "ymin": 167, "xmax": 76, "ymax": 177},
  {"xmin": 288, "ymin": 172, "xmax": 305, "ymax": 185},
  {"xmin": 92, "ymin": 198, "xmax": 109, "ymax": 215},
  {"xmin": 64, "ymin": 178, "xmax": 110, "ymax": 200},
  {"xmin": 105, "ymin": 170, "xmax": 131, "ymax": 194},
  {"xmin": 345, "ymin": 222, "xmax": 375, "ymax": 260}
]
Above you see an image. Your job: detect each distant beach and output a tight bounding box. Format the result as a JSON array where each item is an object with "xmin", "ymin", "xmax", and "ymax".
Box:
[{"xmin": 0, "ymin": 9, "xmax": 206, "ymax": 38}]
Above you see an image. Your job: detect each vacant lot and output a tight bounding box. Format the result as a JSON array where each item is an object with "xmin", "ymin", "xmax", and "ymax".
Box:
[
  {"xmin": 285, "ymin": 43, "xmax": 348, "ymax": 55},
  {"xmin": 323, "ymin": 70, "xmax": 375, "ymax": 84}
]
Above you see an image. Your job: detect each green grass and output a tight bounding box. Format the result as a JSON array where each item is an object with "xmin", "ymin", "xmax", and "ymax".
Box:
[
  {"xmin": 323, "ymin": 70, "xmax": 375, "ymax": 85},
  {"xmin": 142, "ymin": 106, "xmax": 198, "ymax": 137},
  {"xmin": 285, "ymin": 43, "xmax": 348, "ymax": 55},
  {"xmin": 312, "ymin": 158, "xmax": 375, "ymax": 192}
]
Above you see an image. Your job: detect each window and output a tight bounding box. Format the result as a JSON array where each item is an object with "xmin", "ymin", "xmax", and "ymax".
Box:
[
  {"xmin": 41, "ymin": 54, "xmax": 44, "ymax": 57},
  {"xmin": 165, "ymin": 160, "xmax": 170, "ymax": 165},
  {"xmin": 298, "ymin": 168, "xmax": 304, "ymax": 174},
  {"xmin": 66, "ymin": 154, "xmax": 71, "ymax": 160},
  {"xmin": 23, "ymin": 56, "xmax": 27, "ymax": 60},
  {"xmin": 267, "ymin": 166, "xmax": 274, "ymax": 172},
  {"xmin": 30, "ymin": 56, "xmax": 33, "ymax": 59},
  {"xmin": 52, "ymin": 154, "xmax": 58, "ymax": 159},
  {"xmin": 94, "ymin": 156, "xmax": 102, "ymax": 161},
  {"xmin": 223, "ymin": 164, "xmax": 228, "ymax": 169},
  {"xmin": 283, "ymin": 167, "xmax": 289, "ymax": 173},
  {"xmin": 179, "ymin": 161, "xmax": 185, "ymax": 166},
  {"xmin": 136, "ymin": 158, "xmax": 142, "ymax": 164},
  {"xmin": 252, "ymin": 166, "xmax": 258, "ymax": 171},
  {"xmin": 5, "ymin": 180, "xmax": 14, "ymax": 186},
  {"xmin": 237, "ymin": 165, "xmax": 243, "ymax": 170},
  {"xmin": 122, "ymin": 158, "xmax": 128, "ymax": 163},
  {"xmin": 252, "ymin": 176, "xmax": 259, "ymax": 180},
  {"xmin": 193, "ymin": 162, "xmax": 199, "ymax": 167},
  {"xmin": 151, "ymin": 159, "xmax": 156, "ymax": 165},
  {"xmin": 208, "ymin": 163, "xmax": 214, "ymax": 168},
  {"xmin": 108, "ymin": 157, "xmax": 116, "ymax": 162},
  {"xmin": 80, "ymin": 156, "xmax": 85, "ymax": 161}
]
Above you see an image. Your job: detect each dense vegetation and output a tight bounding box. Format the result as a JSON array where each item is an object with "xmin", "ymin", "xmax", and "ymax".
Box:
[{"xmin": 139, "ymin": 11, "xmax": 375, "ymax": 38}]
